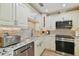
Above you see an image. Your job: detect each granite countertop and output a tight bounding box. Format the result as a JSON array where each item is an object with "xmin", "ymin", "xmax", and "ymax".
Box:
[
  {"xmin": 6, "ymin": 38, "xmax": 35, "ymax": 50},
  {"xmin": 0, "ymin": 34, "xmax": 52, "ymax": 51}
]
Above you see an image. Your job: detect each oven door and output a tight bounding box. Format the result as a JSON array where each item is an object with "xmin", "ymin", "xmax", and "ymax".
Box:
[
  {"xmin": 64, "ymin": 41, "xmax": 74, "ymax": 55},
  {"xmin": 56, "ymin": 41, "xmax": 64, "ymax": 52},
  {"xmin": 56, "ymin": 41, "xmax": 74, "ymax": 55}
]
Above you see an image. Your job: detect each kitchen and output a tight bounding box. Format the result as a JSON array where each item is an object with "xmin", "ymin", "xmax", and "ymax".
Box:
[{"xmin": 0, "ymin": 3, "xmax": 79, "ymax": 56}]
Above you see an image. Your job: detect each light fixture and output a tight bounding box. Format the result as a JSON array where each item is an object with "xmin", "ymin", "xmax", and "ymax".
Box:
[{"xmin": 62, "ymin": 4, "xmax": 66, "ymax": 7}]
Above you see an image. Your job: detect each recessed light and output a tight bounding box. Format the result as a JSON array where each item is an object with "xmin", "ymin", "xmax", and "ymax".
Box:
[{"xmin": 62, "ymin": 4, "xmax": 66, "ymax": 7}]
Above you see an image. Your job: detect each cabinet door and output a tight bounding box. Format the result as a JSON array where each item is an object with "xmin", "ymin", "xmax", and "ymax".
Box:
[
  {"xmin": 44, "ymin": 36, "xmax": 55, "ymax": 51},
  {"xmin": 75, "ymin": 45, "xmax": 79, "ymax": 56},
  {"xmin": 0, "ymin": 3, "xmax": 15, "ymax": 26},
  {"xmin": 42, "ymin": 37, "xmax": 46, "ymax": 49},
  {"xmin": 50, "ymin": 36, "xmax": 55, "ymax": 51},
  {"xmin": 44, "ymin": 36, "xmax": 51, "ymax": 50},
  {"xmin": 0, "ymin": 3, "xmax": 12, "ymax": 20},
  {"xmin": 40, "ymin": 37, "xmax": 45, "ymax": 54},
  {"xmin": 45, "ymin": 17, "xmax": 50, "ymax": 29},
  {"xmin": 77, "ymin": 13, "xmax": 79, "ymax": 28},
  {"xmin": 34, "ymin": 37, "xmax": 45, "ymax": 56},
  {"xmin": 34, "ymin": 43, "xmax": 40, "ymax": 56},
  {"xmin": 70, "ymin": 13, "xmax": 78, "ymax": 29},
  {"xmin": 34, "ymin": 38, "xmax": 42, "ymax": 56},
  {"xmin": 75, "ymin": 39, "xmax": 79, "ymax": 56},
  {"xmin": 48, "ymin": 16, "xmax": 56, "ymax": 30},
  {"xmin": 15, "ymin": 4, "xmax": 29, "ymax": 27}
]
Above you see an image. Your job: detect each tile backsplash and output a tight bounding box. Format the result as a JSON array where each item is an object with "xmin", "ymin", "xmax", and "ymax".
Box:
[
  {"xmin": 50, "ymin": 29, "xmax": 75, "ymax": 36},
  {"xmin": 0, "ymin": 30, "xmax": 19, "ymax": 37},
  {"xmin": 16, "ymin": 28, "xmax": 32, "ymax": 41}
]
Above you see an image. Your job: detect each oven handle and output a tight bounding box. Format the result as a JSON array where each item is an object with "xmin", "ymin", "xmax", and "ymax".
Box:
[{"xmin": 20, "ymin": 46, "xmax": 32, "ymax": 53}]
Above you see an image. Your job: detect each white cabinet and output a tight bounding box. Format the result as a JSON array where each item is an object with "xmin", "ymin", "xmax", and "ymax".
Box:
[
  {"xmin": 0, "ymin": 3, "xmax": 15, "ymax": 26},
  {"xmin": 15, "ymin": 4, "xmax": 29, "ymax": 27},
  {"xmin": 0, "ymin": 3, "xmax": 12, "ymax": 20},
  {"xmin": 44, "ymin": 35, "xmax": 55, "ymax": 51},
  {"xmin": 44, "ymin": 36, "xmax": 51, "ymax": 49},
  {"xmin": 50, "ymin": 36, "xmax": 55, "ymax": 51},
  {"xmin": 74, "ymin": 12, "xmax": 79, "ymax": 28},
  {"xmin": 48, "ymin": 15, "xmax": 59, "ymax": 30},
  {"xmin": 65, "ymin": 12, "xmax": 78, "ymax": 29},
  {"xmin": 75, "ymin": 37, "xmax": 79, "ymax": 56},
  {"xmin": 45, "ymin": 17, "xmax": 51, "ymax": 30},
  {"xmin": 15, "ymin": 4, "xmax": 36, "ymax": 27},
  {"xmin": 0, "ymin": 3, "xmax": 42, "ymax": 27},
  {"xmin": 34, "ymin": 37, "xmax": 45, "ymax": 56},
  {"xmin": 34, "ymin": 35, "xmax": 55, "ymax": 56},
  {"xmin": 35, "ymin": 15, "xmax": 42, "ymax": 31}
]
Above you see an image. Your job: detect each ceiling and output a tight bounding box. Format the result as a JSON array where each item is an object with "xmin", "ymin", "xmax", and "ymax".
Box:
[{"xmin": 29, "ymin": 3, "xmax": 79, "ymax": 15}]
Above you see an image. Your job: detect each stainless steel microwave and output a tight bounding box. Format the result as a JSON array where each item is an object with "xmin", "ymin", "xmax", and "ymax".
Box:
[{"xmin": 56, "ymin": 20, "xmax": 72, "ymax": 29}]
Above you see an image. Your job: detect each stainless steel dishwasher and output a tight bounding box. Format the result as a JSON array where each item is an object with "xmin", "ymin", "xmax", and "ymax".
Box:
[{"xmin": 14, "ymin": 42, "xmax": 34, "ymax": 56}]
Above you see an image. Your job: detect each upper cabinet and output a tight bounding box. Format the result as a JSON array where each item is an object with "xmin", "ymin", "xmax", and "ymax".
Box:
[
  {"xmin": 58, "ymin": 11, "xmax": 78, "ymax": 29},
  {"xmin": 15, "ymin": 4, "xmax": 29, "ymax": 27},
  {"xmin": 0, "ymin": 3, "xmax": 42, "ymax": 28},
  {"xmin": 0, "ymin": 3, "xmax": 15, "ymax": 26},
  {"xmin": 48, "ymin": 15, "xmax": 58, "ymax": 30},
  {"xmin": 15, "ymin": 3, "xmax": 42, "ymax": 29},
  {"xmin": 48, "ymin": 10, "xmax": 79, "ymax": 30}
]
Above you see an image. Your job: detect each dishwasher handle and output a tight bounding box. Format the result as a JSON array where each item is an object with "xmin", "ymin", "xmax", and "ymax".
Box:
[{"xmin": 20, "ymin": 46, "xmax": 32, "ymax": 53}]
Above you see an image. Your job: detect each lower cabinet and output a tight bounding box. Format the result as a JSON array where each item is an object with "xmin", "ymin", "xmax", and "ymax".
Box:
[
  {"xmin": 50, "ymin": 36, "xmax": 55, "ymax": 51},
  {"xmin": 34, "ymin": 37, "xmax": 45, "ymax": 56},
  {"xmin": 75, "ymin": 45, "xmax": 79, "ymax": 56},
  {"xmin": 44, "ymin": 36, "xmax": 55, "ymax": 51},
  {"xmin": 44, "ymin": 36, "xmax": 51, "ymax": 50},
  {"xmin": 34, "ymin": 35, "xmax": 55, "ymax": 56},
  {"xmin": 75, "ymin": 38, "xmax": 79, "ymax": 56}
]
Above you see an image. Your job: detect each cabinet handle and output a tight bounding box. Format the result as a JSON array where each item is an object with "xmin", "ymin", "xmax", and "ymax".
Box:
[
  {"xmin": 20, "ymin": 46, "xmax": 32, "ymax": 53},
  {"xmin": 37, "ymin": 41, "xmax": 43, "ymax": 47}
]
